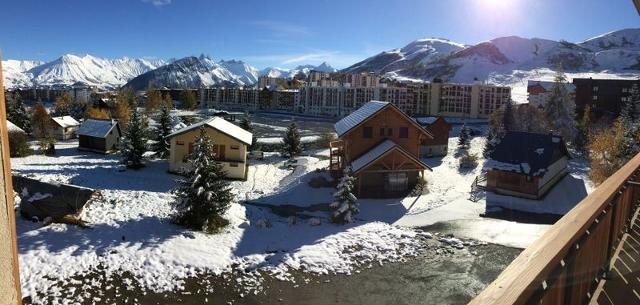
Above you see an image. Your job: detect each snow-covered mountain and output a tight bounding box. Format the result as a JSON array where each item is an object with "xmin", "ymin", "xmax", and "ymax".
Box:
[
  {"xmin": 346, "ymin": 29, "xmax": 640, "ymax": 83},
  {"xmin": 218, "ymin": 59, "xmax": 259, "ymax": 85},
  {"xmin": 125, "ymin": 55, "xmax": 252, "ymax": 90},
  {"xmin": 259, "ymin": 62, "xmax": 337, "ymax": 78},
  {"xmin": 2, "ymin": 55, "xmax": 166, "ymax": 89}
]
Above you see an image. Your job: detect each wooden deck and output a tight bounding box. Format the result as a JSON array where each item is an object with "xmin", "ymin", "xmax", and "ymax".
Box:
[{"xmin": 592, "ymin": 205, "xmax": 640, "ymax": 305}]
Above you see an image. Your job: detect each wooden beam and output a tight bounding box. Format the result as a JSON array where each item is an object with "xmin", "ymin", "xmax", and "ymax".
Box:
[{"xmin": 0, "ymin": 59, "xmax": 22, "ymax": 304}]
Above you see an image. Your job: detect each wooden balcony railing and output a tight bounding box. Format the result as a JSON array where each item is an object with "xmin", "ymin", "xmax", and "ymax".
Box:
[{"xmin": 470, "ymin": 152, "xmax": 640, "ymax": 305}]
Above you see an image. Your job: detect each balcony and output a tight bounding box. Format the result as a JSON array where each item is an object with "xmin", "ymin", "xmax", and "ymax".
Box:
[{"xmin": 470, "ymin": 153, "xmax": 640, "ymax": 305}]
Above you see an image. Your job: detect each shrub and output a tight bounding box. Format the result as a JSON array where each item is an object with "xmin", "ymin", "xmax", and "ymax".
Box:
[
  {"xmin": 8, "ymin": 131, "xmax": 32, "ymax": 157},
  {"xmin": 459, "ymin": 152, "xmax": 478, "ymax": 169}
]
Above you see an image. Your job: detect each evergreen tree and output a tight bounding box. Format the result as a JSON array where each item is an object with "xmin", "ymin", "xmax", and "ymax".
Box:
[
  {"xmin": 6, "ymin": 92, "xmax": 31, "ymax": 134},
  {"xmin": 121, "ymin": 108, "xmax": 147, "ymax": 169},
  {"xmin": 574, "ymin": 104, "xmax": 593, "ymax": 154},
  {"xmin": 619, "ymin": 83, "xmax": 640, "ymax": 157},
  {"xmin": 330, "ymin": 167, "xmax": 359, "ymax": 224},
  {"xmin": 458, "ymin": 124, "xmax": 471, "ymax": 150},
  {"xmin": 502, "ymin": 99, "xmax": 516, "ymax": 133},
  {"xmin": 281, "ymin": 122, "xmax": 302, "ymax": 158},
  {"xmin": 544, "ymin": 68, "xmax": 577, "ymax": 142},
  {"xmin": 154, "ymin": 104, "xmax": 173, "ymax": 158},
  {"xmin": 174, "ymin": 127, "xmax": 233, "ymax": 233},
  {"xmin": 52, "ymin": 92, "xmax": 72, "ymax": 116},
  {"xmin": 239, "ymin": 112, "xmax": 258, "ymax": 150},
  {"xmin": 69, "ymin": 98, "xmax": 87, "ymax": 120}
]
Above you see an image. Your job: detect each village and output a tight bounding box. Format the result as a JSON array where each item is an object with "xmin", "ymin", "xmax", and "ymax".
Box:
[{"xmin": 4, "ymin": 62, "xmax": 636, "ymax": 304}]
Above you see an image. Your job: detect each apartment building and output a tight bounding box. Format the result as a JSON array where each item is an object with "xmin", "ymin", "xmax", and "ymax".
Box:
[
  {"xmin": 527, "ymin": 80, "xmax": 576, "ymax": 107},
  {"xmin": 200, "ymin": 87, "xmax": 259, "ymax": 111},
  {"xmin": 573, "ymin": 78, "xmax": 640, "ymax": 118}
]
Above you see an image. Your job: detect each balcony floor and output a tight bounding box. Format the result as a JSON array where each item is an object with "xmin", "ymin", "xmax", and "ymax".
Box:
[{"xmin": 592, "ymin": 205, "xmax": 640, "ymax": 305}]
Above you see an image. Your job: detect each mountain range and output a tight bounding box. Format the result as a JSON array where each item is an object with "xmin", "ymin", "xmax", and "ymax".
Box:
[{"xmin": 2, "ymin": 28, "xmax": 639, "ymax": 90}]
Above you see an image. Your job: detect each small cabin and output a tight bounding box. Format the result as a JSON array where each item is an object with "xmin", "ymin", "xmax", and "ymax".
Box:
[
  {"xmin": 416, "ymin": 117, "xmax": 452, "ymax": 157},
  {"xmin": 331, "ymin": 101, "xmax": 433, "ymax": 198},
  {"xmin": 485, "ymin": 132, "xmax": 571, "ymax": 199},
  {"xmin": 77, "ymin": 119, "xmax": 121, "ymax": 154},
  {"xmin": 51, "ymin": 116, "xmax": 80, "ymax": 140},
  {"xmin": 166, "ymin": 117, "xmax": 252, "ymax": 179}
]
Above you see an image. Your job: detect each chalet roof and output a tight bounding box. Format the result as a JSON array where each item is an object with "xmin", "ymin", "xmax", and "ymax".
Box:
[
  {"xmin": 414, "ymin": 117, "xmax": 439, "ymax": 125},
  {"xmin": 78, "ymin": 119, "xmax": 119, "ymax": 138},
  {"xmin": 51, "ymin": 116, "xmax": 80, "ymax": 128},
  {"xmin": 6, "ymin": 120, "xmax": 25, "ymax": 134},
  {"xmin": 166, "ymin": 117, "xmax": 253, "ymax": 145},
  {"xmin": 334, "ymin": 101, "xmax": 389, "ymax": 137},
  {"xmin": 350, "ymin": 139, "xmax": 431, "ymax": 173},
  {"xmin": 335, "ymin": 101, "xmax": 432, "ymax": 139},
  {"xmin": 487, "ymin": 131, "xmax": 570, "ymax": 177}
]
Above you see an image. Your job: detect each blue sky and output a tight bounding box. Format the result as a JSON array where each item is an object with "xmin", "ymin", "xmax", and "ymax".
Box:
[{"xmin": 0, "ymin": 0, "xmax": 638, "ymax": 69}]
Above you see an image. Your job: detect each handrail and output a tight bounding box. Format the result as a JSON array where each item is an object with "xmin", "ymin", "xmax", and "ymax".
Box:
[{"xmin": 470, "ymin": 152, "xmax": 640, "ymax": 305}]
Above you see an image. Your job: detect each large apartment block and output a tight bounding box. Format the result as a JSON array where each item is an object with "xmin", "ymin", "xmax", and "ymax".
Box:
[
  {"xmin": 199, "ymin": 77, "xmax": 511, "ymax": 119},
  {"xmin": 573, "ymin": 78, "xmax": 640, "ymax": 118},
  {"xmin": 297, "ymin": 81, "xmax": 510, "ymax": 119}
]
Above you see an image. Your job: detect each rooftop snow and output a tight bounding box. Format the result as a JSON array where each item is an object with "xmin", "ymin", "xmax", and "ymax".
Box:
[
  {"xmin": 167, "ymin": 117, "xmax": 253, "ymax": 145},
  {"xmin": 414, "ymin": 117, "xmax": 438, "ymax": 126},
  {"xmin": 78, "ymin": 119, "xmax": 118, "ymax": 138},
  {"xmin": 334, "ymin": 101, "xmax": 389, "ymax": 137},
  {"xmin": 488, "ymin": 131, "xmax": 569, "ymax": 177},
  {"xmin": 6, "ymin": 120, "xmax": 25, "ymax": 133},
  {"xmin": 52, "ymin": 116, "xmax": 80, "ymax": 128},
  {"xmin": 350, "ymin": 139, "xmax": 430, "ymax": 173}
]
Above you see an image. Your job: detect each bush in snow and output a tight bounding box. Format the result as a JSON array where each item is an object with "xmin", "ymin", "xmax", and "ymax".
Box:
[
  {"xmin": 459, "ymin": 151, "xmax": 478, "ymax": 170},
  {"xmin": 153, "ymin": 104, "xmax": 172, "ymax": 158},
  {"xmin": 330, "ymin": 167, "xmax": 359, "ymax": 224},
  {"xmin": 281, "ymin": 122, "xmax": 302, "ymax": 159},
  {"xmin": 8, "ymin": 131, "xmax": 32, "ymax": 157},
  {"xmin": 121, "ymin": 107, "xmax": 147, "ymax": 169},
  {"xmin": 174, "ymin": 127, "xmax": 233, "ymax": 233}
]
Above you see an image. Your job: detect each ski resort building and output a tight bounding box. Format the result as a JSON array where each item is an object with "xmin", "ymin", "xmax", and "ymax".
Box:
[
  {"xmin": 527, "ymin": 80, "xmax": 576, "ymax": 107},
  {"xmin": 330, "ymin": 101, "xmax": 432, "ymax": 198},
  {"xmin": 415, "ymin": 117, "xmax": 452, "ymax": 157},
  {"xmin": 166, "ymin": 117, "xmax": 252, "ymax": 179},
  {"xmin": 77, "ymin": 119, "xmax": 122, "ymax": 154},
  {"xmin": 484, "ymin": 132, "xmax": 571, "ymax": 199},
  {"xmin": 573, "ymin": 78, "xmax": 640, "ymax": 119},
  {"xmin": 51, "ymin": 116, "xmax": 80, "ymax": 140}
]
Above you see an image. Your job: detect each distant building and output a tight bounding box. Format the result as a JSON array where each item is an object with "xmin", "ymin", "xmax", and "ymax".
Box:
[
  {"xmin": 485, "ymin": 132, "xmax": 571, "ymax": 199},
  {"xmin": 527, "ymin": 80, "xmax": 576, "ymax": 107},
  {"xmin": 77, "ymin": 119, "xmax": 121, "ymax": 153},
  {"xmin": 166, "ymin": 117, "xmax": 253, "ymax": 179},
  {"xmin": 257, "ymin": 76, "xmax": 281, "ymax": 89},
  {"xmin": 415, "ymin": 117, "xmax": 452, "ymax": 157},
  {"xmin": 573, "ymin": 78, "xmax": 640, "ymax": 118},
  {"xmin": 345, "ymin": 72, "xmax": 381, "ymax": 88},
  {"xmin": 330, "ymin": 101, "xmax": 432, "ymax": 197},
  {"xmin": 51, "ymin": 116, "xmax": 80, "ymax": 140}
]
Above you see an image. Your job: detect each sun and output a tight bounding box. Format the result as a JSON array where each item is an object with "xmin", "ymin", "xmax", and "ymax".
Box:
[{"xmin": 476, "ymin": 0, "xmax": 518, "ymax": 11}]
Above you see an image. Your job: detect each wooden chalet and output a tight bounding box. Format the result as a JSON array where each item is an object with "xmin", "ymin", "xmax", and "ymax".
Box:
[
  {"xmin": 485, "ymin": 131, "xmax": 571, "ymax": 199},
  {"xmin": 330, "ymin": 101, "xmax": 433, "ymax": 198},
  {"xmin": 77, "ymin": 119, "xmax": 122, "ymax": 154},
  {"xmin": 51, "ymin": 116, "xmax": 80, "ymax": 140},
  {"xmin": 415, "ymin": 117, "xmax": 452, "ymax": 157}
]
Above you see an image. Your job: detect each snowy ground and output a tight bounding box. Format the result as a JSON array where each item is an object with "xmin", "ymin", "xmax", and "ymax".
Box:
[{"xmin": 11, "ymin": 130, "xmax": 593, "ymax": 304}]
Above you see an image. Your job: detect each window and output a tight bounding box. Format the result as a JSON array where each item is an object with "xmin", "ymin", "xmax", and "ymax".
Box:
[
  {"xmin": 379, "ymin": 128, "xmax": 385, "ymax": 136},
  {"xmin": 176, "ymin": 141, "xmax": 184, "ymax": 145},
  {"xmin": 230, "ymin": 145, "xmax": 240, "ymax": 150},
  {"xmin": 593, "ymin": 86, "xmax": 599, "ymax": 92},
  {"xmin": 593, "ymin": 95, "xmax": 598, "ymax": 100},
  {"xmin": 399, "ymin": 127, "xmax": 408, "ymax": 138},
  {"xmin": 363, "ymin": 127, "xmax": 373, "ymax": 138},
  {"xmin": 387, "ymin": 128, "xmax": 393, "ymax": 136}
]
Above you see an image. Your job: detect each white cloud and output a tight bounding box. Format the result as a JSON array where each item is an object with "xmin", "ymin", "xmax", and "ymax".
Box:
[
  {"xmin": 142, "ymin": 0, "xmax": 172, "ymax": 7},
  {"xmin": 243, "ymin": 50, "xmax": 365, "ymax": 69},
  {"xmin": 250, "ymin": 20, "xmax": 311, "ymax": 37}
]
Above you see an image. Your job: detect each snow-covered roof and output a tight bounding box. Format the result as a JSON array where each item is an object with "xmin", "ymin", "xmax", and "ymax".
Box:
[
  {"xmin": 414, "ymin": 117, "xmax": 438, "ymax": 126},
  {"xmin": 488, "ymin": 131, "xmax": 570, "ymax": 177},
  {"xmin": 166, "ymin": 117, "xmax": 253, "ymax": 145},
  {"xmin": 6, "ymin": 120, "xmax": 25, "ymax": 133},
  {"xmin": 51, "ymin": 116, "xmax": 80, "ymax": 128},
  {"xmin": 350, "ymin": 139, "xmax": 430, "ymax": 173},
  {"xmin": 78, "ymin": 119, "xmax": 119, "ymax": 138},
  {"xmin": 335, "ymin": 101, "xmax": 389, "ymax": 136}
]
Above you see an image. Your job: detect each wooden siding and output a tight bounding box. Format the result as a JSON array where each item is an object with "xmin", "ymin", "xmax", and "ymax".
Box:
[
  {"xmin": 341, "ymin": 106, "xmax": 427, "ymax": 164},
  {"xmin": 422, "ymin": 117, "xmax": 452, "ymax": 146}
]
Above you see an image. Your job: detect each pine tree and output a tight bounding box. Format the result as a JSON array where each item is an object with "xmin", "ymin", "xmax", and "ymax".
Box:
[
  {"xmin": 239, "ymin": 112, "xmax": 258, "ymax": 150},
  {"xmin": 154, "ymin": 104, "xmax": 172, "ymax": 158},
  {"xmin": 281, "ymin": 122, "xmax": 302, "ymax": 158},
  {"xmin": 52, "ymin": 92, "xmax": 72, "ymax": 116},
  {"xmin": 458, "ymin": 124, "xmax": 471, "ymax": 150},
  {"xmin": 121, "ymin": 108, "xmax": 147, "ymax": 169},
  {"xmin": 174, "ymin": 127, "xmax": 233, "ymax": 233},
  {"xmin": 619, "ymin": 84, "xmax": 640, "ymax": 158},
  {"xmin": 69, "ymin": 98, "xmax": 87, "ymax": 120},
  {"xmin": 330, "ymin": 167, "xmax": 359, "ymax": 224},
  {"xmin": 544, "ymin": 68, "xmax": 577, "ymax": 143},
  {"xmin": 6, "ymin": 92, "xmax": 31, "ymax": 134},
  {"xmin": 502, "ymin": 99, "xmax": 516, "ymax": 132}
]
